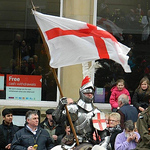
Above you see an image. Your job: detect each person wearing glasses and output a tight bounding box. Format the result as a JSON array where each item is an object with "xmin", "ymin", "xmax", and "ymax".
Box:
[{"xmin": 108, "ymin": 112, "xmax": 122, "ymax": 150}]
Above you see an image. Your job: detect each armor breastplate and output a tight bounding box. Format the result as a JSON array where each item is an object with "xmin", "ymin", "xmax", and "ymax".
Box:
[
  {"xmin": 74, "ymin": 108, "xmax": 94, "ymax": 135},
  {"xmin": 67, "ymin": 103, "xmax": 101, "ymax": 142}
]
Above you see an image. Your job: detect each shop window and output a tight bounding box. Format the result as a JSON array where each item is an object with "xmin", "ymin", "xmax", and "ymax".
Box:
[{"xmin": 95, "ymin": 0, "xmax": 150, "ymax": 103}]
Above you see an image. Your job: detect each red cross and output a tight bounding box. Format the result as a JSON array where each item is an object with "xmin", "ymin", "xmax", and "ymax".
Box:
[
  {"xmin": 45, "ymin": 23, "xmax": 118, "ymax": 59},
  {"xmin": 93, "ymin": 113, "xmax": 106, "ymax": 130}
]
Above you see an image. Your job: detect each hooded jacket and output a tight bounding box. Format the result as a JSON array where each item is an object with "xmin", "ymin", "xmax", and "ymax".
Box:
[{"xmin": 109, "ymin": 86, "xmax": 131, "ymax": 110}]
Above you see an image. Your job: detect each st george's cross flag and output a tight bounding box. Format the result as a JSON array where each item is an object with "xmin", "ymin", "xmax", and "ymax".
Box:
[{"xmin": 32, "ymin": 10, "xmax": 131, "ymax": 72}]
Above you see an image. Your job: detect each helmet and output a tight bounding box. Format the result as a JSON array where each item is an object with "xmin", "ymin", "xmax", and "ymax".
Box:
[{"xmin": 79, "ymin": 76, "xmax": 95, "ymax": 103}]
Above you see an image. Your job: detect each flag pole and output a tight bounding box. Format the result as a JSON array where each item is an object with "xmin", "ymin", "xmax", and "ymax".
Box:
[
  {"xmin": 31, "ymin": 2, "xmax": 79, "ymax": 146},
  {"xmin": 39, "ymin": 27, "xmax": 80, "ymax": 146}
]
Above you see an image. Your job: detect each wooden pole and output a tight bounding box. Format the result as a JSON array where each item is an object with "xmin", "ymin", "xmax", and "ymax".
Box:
[
  {"xmin": 35, "ymin": 13, "xmax": 79, "ymax": 145},
  {"xmin": 51, "ymin": 68, "xmax": 79, "ymax": 146}
]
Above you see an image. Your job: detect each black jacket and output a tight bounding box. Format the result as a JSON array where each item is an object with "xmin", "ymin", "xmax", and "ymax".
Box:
[
  {"xmin": 0, "ymin": 128, "xmax": 6, "ymax": 150},
  {"xmin": 109, "ymin": 124, "xmax": 122, "ymax": 150},
  {"xmin": 11, "ymin": 125, "xmax": 54, "ymax": 150},
  {"xmin": 132, "ymin": 89, "xmax": 150, "ymax": 112},
  {"xmin": 0, "ymin": 121, "xmax": 19, "ymax": 149}
]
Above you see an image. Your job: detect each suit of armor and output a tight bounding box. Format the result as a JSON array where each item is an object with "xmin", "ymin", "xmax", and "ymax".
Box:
[
  {"xmin": 66, "ymin": 99, "xmax": 101, "ymax": 143},
  {"xmin": 52, "ymin": 76, "xmax": 110, "ymax": 147}
]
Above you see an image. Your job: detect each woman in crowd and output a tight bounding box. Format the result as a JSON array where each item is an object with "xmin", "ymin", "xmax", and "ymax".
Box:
[
  {"xmin": 109, "ymin": 79, "xmax": 131, "ymax": 112},
  {"xmin": 108, "ymin": 112, "xmax": 122, "ymax": 150},
  {"xmin": 132, "ymin": 76, "xmax": 150, "ymax": 113}
]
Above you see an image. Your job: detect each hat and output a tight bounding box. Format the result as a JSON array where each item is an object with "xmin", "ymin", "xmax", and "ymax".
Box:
[{"xmin": 46, "ymin": 109, "xmax": 55, "ymax": 114}]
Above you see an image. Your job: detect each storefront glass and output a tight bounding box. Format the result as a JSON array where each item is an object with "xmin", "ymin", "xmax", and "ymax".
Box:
[
  {"xmin": 1, "ymin": 0, "xmax": 150, "ymax": 104},
  {"xmin": 95, "ymin": 0, "xmax": 150, "ymax": 103},
  {"xmin": 0, "ymin": 0, "xmax": 60, "ymax": 101}
]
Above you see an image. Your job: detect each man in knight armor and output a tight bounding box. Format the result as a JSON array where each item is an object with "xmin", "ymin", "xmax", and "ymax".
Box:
[{"xmin": 52, "ymin": 76, "xmax": 110, "ymax": 148}]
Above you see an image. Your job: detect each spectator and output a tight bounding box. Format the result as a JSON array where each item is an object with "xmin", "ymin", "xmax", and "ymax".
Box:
[
  {"xmin": 20, "ymin": 40, "xmax": 30, "ymax": 61},
  {"xmin": 0, "ymin": 108, "xmax": 19, "ymax": 150},
  {"xmin": 135, "ymin": 3, "xmax": 144, "ymax": 16},
  {"xmin": 40, "ymin": 109, "xmax": 65, "ymax": 146},
  {"xmin": 115, "ymin": 120, "xmax": 140, "ymax": 150},
  {"xmin": 132, "ymin": 76, "xmax": 150, "ymax": 113},
  {"xmin": 105, "ymin": 113, "xmax": 110, "ymax": 127},
  {"xmin": 21, "ymin": 59, "xmax": 28, "ymax": 75},
  {"xmin": 33, "ymin": 55, "xmax": 39, "ymax": 70},
  {"xmin": 11, "ymin": 110, "xmax": 54, "ymax": 150},
  {"xmin": 108, "ymin": 112, "xmax": 122, "ymax": 150},
  {"xmin": 0, "ymin": 127, "xmax": 6, "ymax": 150},
  {"xmin": 11, "ymin": 33, "xmax": 22, "ymax": 60},
  {"xmin": 117, "ymin": 94, "xmax": 138, "ymax": 129},
  {"xmin": 141, "ymin": 9, "xmax": 150, "ymax": 41},
  {"xmin": 134, "ymin": 105, "xmax": 150, "ymax": 150},
  {"xmin": 51, "ymin": 121, "xmax": 76, "ymax": 150},
  {"xmin": 28, "ymin": 57, "xmax": 35, "ymax": 74},
  {"xmin": 109, "ymin": 79, "xmax": 131, "ymax": 112},
  {"xmin": 61, "ymin": 121, "xmax": 76, "ymax": 150}
]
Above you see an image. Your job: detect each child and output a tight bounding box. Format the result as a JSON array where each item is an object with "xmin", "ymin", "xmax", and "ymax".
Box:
[
  {"xmin": 109, "ymin": 79, "xmax": 131, "ymax": 111},
  {"xmin": 132, "ymin": 76, "xmax": 150, "ymax": 113}
]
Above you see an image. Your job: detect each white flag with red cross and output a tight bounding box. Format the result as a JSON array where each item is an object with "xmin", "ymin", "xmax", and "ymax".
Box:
[
  {"xmin": 32, "ymin": 10, "xmax": 131, "ymax": 73},
  {"xmin": 92, "ymin": 112, "xmax": 107, "ymax": 131}
]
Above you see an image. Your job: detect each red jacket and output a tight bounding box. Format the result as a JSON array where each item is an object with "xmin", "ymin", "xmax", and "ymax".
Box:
[{"xmin": 109, "ymin": 86, "xmax": 131, "ymax": 109}]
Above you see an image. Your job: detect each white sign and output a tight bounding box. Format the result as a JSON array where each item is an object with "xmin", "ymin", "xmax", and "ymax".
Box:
[
  {"xmin": 13, "ymin": 115, "xmax": 26, "ymax": 126},
  {"xmin": 0, "ymin": 74, "xmax": 4, "ymax": 91},
  {"xmin": 6, "ymin": 75, "xmax": 42, "ymax": 101}
]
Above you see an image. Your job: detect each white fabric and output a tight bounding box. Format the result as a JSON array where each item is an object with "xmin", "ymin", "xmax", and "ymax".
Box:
[
  {"xmin": 92, "ymin": 145, "xmax": 106, "ymax": 150},
  {"xmin": 33, "ymin": 10, "xmax": 131, "ymax": 73},
  {"xmin": 51, "ymin": 145, "xmax": 62, "ymax": 150}
]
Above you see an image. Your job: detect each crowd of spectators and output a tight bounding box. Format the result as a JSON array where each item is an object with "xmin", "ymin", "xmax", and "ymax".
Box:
[
  {"xmin": 0, "ymin": 78, "xmax": 150, "ymax": 149},
  {"xmin": 1, "ymin": 101, "xmax": 149, "ymax": 150},
  {"xmin": 95, "ymin": 2, "xmax": 150, "ymax": 103}
]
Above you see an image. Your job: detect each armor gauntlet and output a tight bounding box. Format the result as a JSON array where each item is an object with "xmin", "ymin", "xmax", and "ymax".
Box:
[{"xmin": 52, "ymin": 97, "xmax": 67, "ymax": 124}]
